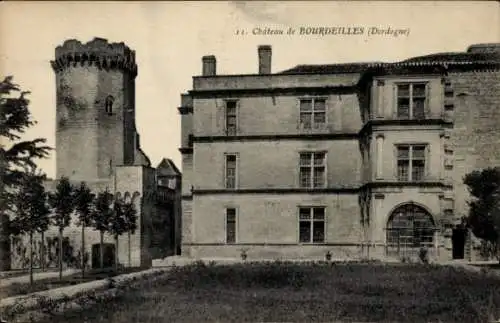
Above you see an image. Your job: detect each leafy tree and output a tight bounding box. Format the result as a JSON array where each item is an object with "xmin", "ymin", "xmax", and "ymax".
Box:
[
  {"xmin": 33, "ymin": 173, "xmax": 50, "ymax": 272},
  {"xmin": 108, "ymin": 198, "xmax": 138, "ymax": 270},
  {"xmin": 74, "ymin": 182, "xmax": 94, "ymax": 278},
  {"xmin": 109, "ymin": 198, "xmax": 127, "ymax": 271},
  {"xmin": 123, "ymin": 201, "xmax": 138, "ymax": 267},
  {"xmin": 48, "ymin": 176, "xmax": 75, "ymax": 279},
  {"xmin": 92, "ymin": 190, "xmax": 114, "ymax": 269},
  {"xmin": 464, "ymin": 167, "xmax": 500, "ymax": 261},
  {"xmin": 12, "ymin": 169, "xmax": 50, "ymax": 284},
  {"xmin": 0, "ymin": 76, "xmax": 51, "ymax": 270}
]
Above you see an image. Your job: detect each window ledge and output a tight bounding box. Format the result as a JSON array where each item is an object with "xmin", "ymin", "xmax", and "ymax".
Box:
[
  {"xmin": 298, "ymin": 242, "xmax": 327, "ymax": 245},
  {"xmin": 361, "ymin": 180, "xmax": 452, "ymax": 189}
]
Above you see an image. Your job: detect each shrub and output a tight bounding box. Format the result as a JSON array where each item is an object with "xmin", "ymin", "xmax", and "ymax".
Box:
[
  {"xmin": 1, "ymin": 298, "xmax": 27, "ymax": 321},
  {"xmin": 36, "ymin": 295, "xmax": 58, "ymax": 316},
  {"xmin": 240, "ymin": 249, "xmax": 248, "ymax": 261},
  {"xmin": 400, "ymin": 255, "xmax": 412, "ymax": 263},
  {"xmin": 419, "ymin": 248, "xmax": 429, "ymax": 264},
  {"xmin": 479, "ymin": 240, "xmax": 498, "ymax": 260}
]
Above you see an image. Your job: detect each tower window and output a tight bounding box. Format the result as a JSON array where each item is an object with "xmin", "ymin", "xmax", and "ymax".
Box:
[
  {"xmin": 396, "ymin": 144, "xmax": 427, "ymax": 181},
  {"xmin": 396, "ymin": 83, "xmax": 427, "ymax": 119},
  {"xmin": 299, "ymin": 207, "xmax": 326, "ymax": 243},
  {"xmin": 105, "ymin": 95, "xmax": 114, "ymax": 115},
  {"xmin": 299, "ymin": 152, "xmax": 326, "ymax": 188},
  {"xmin": 300, "ymin": 98, "xmax": 326, "ymax": 129},
  {"xmin": 225, "ymin": 208, "xmax": 237, "ymax": 244},
  {"xmin": 225, "ymin": 101, "xmax": 238, "ymax": 135},
  {"xmin": 225, "ymin": 154, "xmax": 238, "ymax": 189}
]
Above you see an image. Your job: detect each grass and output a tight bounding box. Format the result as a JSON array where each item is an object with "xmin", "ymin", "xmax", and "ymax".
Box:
[
  {"xmin": 38, "ymin": 261, "xmax": 500, "ymax": 322},
  {"xmin": 0, "ymin": 267, "xmax": 146, "ymax": 299},
  {"xmin": 474, "ymin": 263, "xmax": 500, "ymax": 270}
]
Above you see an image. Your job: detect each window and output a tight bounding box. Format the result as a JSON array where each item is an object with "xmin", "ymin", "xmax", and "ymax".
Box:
[
  {"xmin": 105, "ymin": 95, "xmax": 114, "ymax": 115},
  {"xmin": 386, "ymin": 203, "xmax": 435, "ymax": 257},
  {"xmin": 167, "ymin": 178, "xmax": 176, "ymax": 189},
  {"xmin": 225, "ymin": 154, "xmax": 237, "ymax": 189},
  {"xmin": 396, "ymin": 83, "xmax": 427, "ymax": 119},
  {"xmin": 225, "ymin": 101, "xmax": 237, "ymax": 135},
  {"xmin": 188, "ymin": 134, "xmax": 193, "ymax": 147},
  {"xmin": 299, "ymin": 207, "xmax": 325, "ymax": 243},
  {"xmin": 226, "ymin": 208, "xmax": 237, "ymax": 244},
  {"xmin": 397, "ymin": 145, "xmax": 426, "ymax": 181},
  {"xmin": 300, "ymin": 98, "xmax": 326, "ymax": 129},
  {"xmin": 299, "ymin": 152, "xmax": 326, "ymax": 188}
]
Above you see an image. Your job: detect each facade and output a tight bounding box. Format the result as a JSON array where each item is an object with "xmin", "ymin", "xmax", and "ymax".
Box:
[
  {"xmin": 179, "ymin": 43, "xmax": 500, "ymax": 261},
  {"xmin": 8, "ymin": 38, "xmax": 181, "ymax": 270}
]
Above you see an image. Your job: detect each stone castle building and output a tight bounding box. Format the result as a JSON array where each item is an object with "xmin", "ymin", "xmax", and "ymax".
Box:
[
  {"xmin": 9, "ymin": 38, "xmax": 181, "ymax": 270},
  {"xmin": 179, "ymin": 43, "xmax": 500, "ymax": 261}
]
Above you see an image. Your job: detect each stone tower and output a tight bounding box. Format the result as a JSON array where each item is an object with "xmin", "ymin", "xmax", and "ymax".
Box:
[{"xmin": 50, "ymin": 37, "xmax": 150, "ymax": 181}]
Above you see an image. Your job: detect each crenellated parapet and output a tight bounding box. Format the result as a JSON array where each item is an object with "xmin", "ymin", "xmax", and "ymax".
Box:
[{"xmin": 50, "ymin": 37, "xmax": 138, "ymax": 77}]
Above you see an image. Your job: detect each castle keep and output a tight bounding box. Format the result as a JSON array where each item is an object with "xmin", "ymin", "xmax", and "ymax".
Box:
[
  {"xmin": 179, "ymin": 43, "xmax": 500, "ymax": 261},
  {"xmin": 9, "ymin": 38, "xmax": 182, "ymax": 270}
]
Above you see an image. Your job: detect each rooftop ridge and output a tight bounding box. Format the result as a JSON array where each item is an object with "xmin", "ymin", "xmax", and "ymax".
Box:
[{"xmin": 279, "ymin": 43, "xmax": 500, "ymax": 75}]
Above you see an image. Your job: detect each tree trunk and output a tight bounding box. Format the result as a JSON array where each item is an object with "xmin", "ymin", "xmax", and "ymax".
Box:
[
  {"xmin": 115, "ymin": 235, "xmax": 119, "ymax": 273},
  {"xmin": 29, "ymin": 232, "xmax": 33, "ymax": 285},
  {"xmin": 100, "ymin": 231, "xmax": 104, "ymax": 269},
  {"xmin": 59, "ymin": 229, "xmax": 63, "ymax": 280},
  {"xmin": 81, "ymin": 224, "xmax": 85, "ymax": 278},
  {"xmin": 41, "ymin": 231, "xmax": 45, "ymax": 272},
  {"xmin": 128, "ymin": 231, "xmax": 131, "ymax": 268}
]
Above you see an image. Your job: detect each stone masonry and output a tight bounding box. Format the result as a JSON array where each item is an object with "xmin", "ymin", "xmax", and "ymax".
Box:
[
  {"xmin": 179, "ymin": 43, "xmax": 500, "ymax": 262},
  {"xmin": 6, "ymin": 38, "xmax": 182, "ymax": 271}
]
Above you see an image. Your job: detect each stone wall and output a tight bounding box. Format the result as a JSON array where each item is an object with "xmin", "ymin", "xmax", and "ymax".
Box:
[
  {"xmin": 193, "ymin": 140, "xmax": 361, "ymax": 189},
  {"xmin": 447, "ymin": 71, "xmax": 500, "ymax": 218}
]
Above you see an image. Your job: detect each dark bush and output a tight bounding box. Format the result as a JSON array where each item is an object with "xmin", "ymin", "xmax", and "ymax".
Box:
[{"xmin": 419, "ymin": 248, "xmax": 429, "ymax": 264}]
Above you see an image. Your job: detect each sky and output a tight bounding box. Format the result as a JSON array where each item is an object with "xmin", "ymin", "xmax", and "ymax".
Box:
[{"xmin": 0, "ymin": 1, "xmax": 498, "ymax": 179}]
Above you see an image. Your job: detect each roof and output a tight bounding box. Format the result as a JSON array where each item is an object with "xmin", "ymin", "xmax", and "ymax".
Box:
[
  {"xmin": 278, "ymin": 45, "xmax": 500, "ymax": 75},
  {"xmin": 279, "ymin": 62, "xmax": 381, "ymax": 75},
  {"xmin": 156, "ymin": 158, "xmax": 181, "ymax": 176},
  {"xmin": 401, "ymin": 51, "xmax": 500, "ymax": 64}
]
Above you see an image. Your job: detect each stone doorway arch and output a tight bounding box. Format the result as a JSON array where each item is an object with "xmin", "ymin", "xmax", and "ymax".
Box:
[{"xmin": 386, "ymin": 203, "xmax": 436, "ymax": 258}]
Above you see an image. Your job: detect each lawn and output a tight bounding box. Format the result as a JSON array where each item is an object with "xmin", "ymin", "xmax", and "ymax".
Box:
[
  {"xmin": 41, "ymin": 261, "xmax": 500, "ymax": 323},
  {"xmin": 1, "ymin": 267, "xmax": 146, "ymax": 299}
]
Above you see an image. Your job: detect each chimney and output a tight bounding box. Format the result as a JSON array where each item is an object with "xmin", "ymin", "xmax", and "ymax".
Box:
[
  {"xmin": 258, "ymin": 45, "xmax": 272, "ymax": 74},
  {"xmin": 202, "ymin": 55, "xmax": 216, "ymax": 76}
]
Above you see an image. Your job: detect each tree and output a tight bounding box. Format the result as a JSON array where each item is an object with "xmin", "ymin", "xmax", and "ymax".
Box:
[
  {"xmin": 92, "ymin": 190, "xmax": 113, "ymax": 269},
  {"xmin": 48, "ymin": 177, "xmax": 75, "ymax": 279},
  {"xmin": 123, "ymin": 201, "xmax": 138, "ymax": 267},
  {"xmin": 33, "ymin": 172, "xmax": 50, "ymax": 272},
  {"xmin": 0, "ymin": 76, "xmax": 51, "ymax": 270},
  {"xmin": 12, "ymin": 169, "xmax": 50, "ymax": 284},
  {"xmin": 108, "ymin": 198, "xmax": 127, "ymax": 272},
  {"xmin": 74, "ymin": 182, "xmax": 94, "ymax": 278},
  {"xmin": 464, "ymin": 167, "xmax": 500, "ymax": 261}
]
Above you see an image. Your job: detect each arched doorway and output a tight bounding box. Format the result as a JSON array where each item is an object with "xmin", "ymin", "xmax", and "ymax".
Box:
[{"xmin": 386, "ymin": 203, "xmax": 436, "ymax": 258}]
